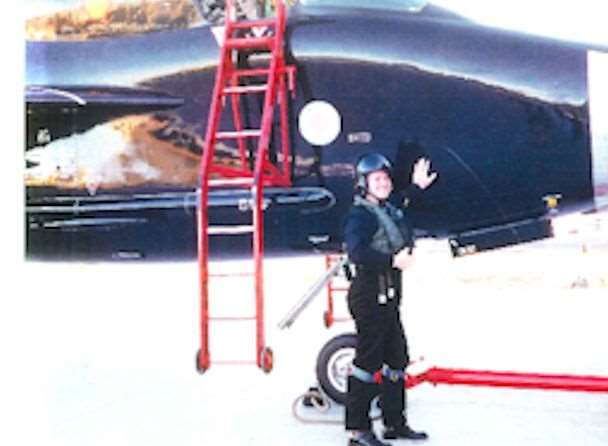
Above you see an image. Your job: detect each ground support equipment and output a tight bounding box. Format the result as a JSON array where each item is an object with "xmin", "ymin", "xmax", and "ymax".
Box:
[
  {"xmin": 196, "ymin": 0, "xmax": 296, "ymax": 374},
  {"xmin": 323, "ymin": 253, "xmax": 352, "ymax": 327},
  {"xmin": 314, "ymin": 332, "xmax": 608, "ymax": 407}
]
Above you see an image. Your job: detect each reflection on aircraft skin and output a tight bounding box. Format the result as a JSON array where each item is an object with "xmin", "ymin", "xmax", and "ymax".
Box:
[{"xmin": 25, "ymin": 0, "xmax": 608, "ymax": 260}]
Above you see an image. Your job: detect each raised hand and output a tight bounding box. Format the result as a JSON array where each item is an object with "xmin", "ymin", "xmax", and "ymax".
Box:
[{"xmin": 411, "ymin": 158, "xmax": 438, "ymax": 190}]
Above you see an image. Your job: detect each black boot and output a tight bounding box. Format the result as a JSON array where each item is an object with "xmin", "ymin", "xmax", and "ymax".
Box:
[
  {"xmin": 383, "ymin": 425, "xmax": 428, "ymax": 441},
  {"xmin": 349, "ymin": 431, "xmax": 393, "ymax": 446}
]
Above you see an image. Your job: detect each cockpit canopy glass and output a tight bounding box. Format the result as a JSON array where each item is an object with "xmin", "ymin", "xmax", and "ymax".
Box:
[{"xmin": 298, "ymin": 0, "xmax": 428, "ymax": 13}]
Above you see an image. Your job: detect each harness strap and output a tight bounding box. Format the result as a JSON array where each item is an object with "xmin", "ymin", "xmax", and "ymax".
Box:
[
  {"xmin": 382, "ymin": 365, "xmax": 405, "ymax": 382},
  {"xmin": 350, "ymin": 364, "xmax": 376, "ymax": 383},
  {"xmin": 353, "ymin": 196, "xmax": 407, "ymax": 255}
]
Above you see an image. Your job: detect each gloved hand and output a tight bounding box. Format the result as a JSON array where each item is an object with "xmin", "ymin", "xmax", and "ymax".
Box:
[{"xmin": 392, "ymin": 247, "xmax": 414, "ymax": 270}]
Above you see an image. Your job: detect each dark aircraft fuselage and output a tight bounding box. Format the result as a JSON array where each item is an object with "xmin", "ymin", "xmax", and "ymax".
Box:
[{"xmin": 25, "ymin": 2, "xmax": 608, "ymax": 260}]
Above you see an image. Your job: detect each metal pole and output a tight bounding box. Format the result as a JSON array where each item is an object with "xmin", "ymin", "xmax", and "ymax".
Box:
[{"xmin": 278, "ymin": 256, "xmax": 348, "ymax": 329}]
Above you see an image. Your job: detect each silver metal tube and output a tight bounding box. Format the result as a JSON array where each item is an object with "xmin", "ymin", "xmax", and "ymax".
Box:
[{"xmin": 277, "ymin": 256, "xmax": 348, "ymax": 329}]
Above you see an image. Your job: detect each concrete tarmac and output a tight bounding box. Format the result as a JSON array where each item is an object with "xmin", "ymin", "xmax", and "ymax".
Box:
[{"xmin": 4, "ymin": 219, "xmax": 607, "ymax": 446}]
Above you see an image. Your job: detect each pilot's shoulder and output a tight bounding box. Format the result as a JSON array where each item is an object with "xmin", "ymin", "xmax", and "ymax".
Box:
[{"xmin": 345, "ymin": 203, "xmax": 378, "ymax": 227}]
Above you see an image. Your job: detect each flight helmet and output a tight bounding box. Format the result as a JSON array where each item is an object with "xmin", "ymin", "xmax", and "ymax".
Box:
[{"xmin": 355, "ymin": 153, "xmax": 392, "ymax": 193}]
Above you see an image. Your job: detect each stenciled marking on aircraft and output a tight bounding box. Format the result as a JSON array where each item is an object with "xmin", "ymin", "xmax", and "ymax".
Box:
[{"xmin": 588, "ymin": 50, "xmax": 608, "ymax": 210}]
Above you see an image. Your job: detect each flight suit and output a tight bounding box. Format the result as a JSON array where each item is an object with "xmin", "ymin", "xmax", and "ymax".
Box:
[{"xmin": 343, "ymin": 195, "xmax": 414, "ymax": 432}]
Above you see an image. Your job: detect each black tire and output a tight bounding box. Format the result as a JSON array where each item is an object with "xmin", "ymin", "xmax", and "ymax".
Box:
[
  {"xmin": 260, "ymin": 346, "xmax": 274, "ymax": 374},
  {"xmin": 315, "ymin": 333, "xmax": 357, "ymax": 405},
  {"xmin": 196, "ymin": 349, "xmax": 208, "ymax": 374}
]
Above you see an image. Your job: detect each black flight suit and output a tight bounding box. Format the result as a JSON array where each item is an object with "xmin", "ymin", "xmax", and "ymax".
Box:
[{"xmin": 343, "ymin": 192, "xmax": 416, "ymax": 432}]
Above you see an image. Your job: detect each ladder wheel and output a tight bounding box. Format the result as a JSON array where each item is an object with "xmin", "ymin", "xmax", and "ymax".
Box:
[
  {"xmin": 196, "ymin": 349, "xmax": 209, "ymax": 375},
  {"xmin": 260, "ymin": 347, "xmax": 274, "ymax": 373},
  {"xmin": 323, "ymin": 310, "xmax": 332, "ymax": 328}
]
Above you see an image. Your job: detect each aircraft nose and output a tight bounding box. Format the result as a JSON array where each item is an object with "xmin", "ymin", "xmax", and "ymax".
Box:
[{"xmin": 588, "ymin": 50, "xmax": 608, "ymax": 211}]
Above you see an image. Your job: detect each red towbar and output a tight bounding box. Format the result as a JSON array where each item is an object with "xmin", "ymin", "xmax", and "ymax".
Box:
[{"xmin": 407, "ymin": 367, "xmax": 608, "ymax": 393}]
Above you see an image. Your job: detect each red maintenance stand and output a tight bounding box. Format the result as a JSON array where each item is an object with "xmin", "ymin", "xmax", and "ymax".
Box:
[
  {"xmin": 196, "ymin": 0, "xmax": 296, "ymax": 374},
  {"xmin": 323, "ymin": 254, "xmax": 352, "ymax": 328}
]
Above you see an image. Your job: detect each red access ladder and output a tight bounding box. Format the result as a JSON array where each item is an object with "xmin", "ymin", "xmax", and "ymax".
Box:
[{"xmin": 196, "ymin": 0, "xmax": 296, "ymax": 374}]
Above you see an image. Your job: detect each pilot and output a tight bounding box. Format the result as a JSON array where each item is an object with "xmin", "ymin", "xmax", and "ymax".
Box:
[{"xmin": 343, "ymin": 153, "xmax": 437, "ymax": 446}]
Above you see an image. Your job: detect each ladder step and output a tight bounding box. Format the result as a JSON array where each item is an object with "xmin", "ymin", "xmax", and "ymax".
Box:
[
  {"xmin": 213, "ymin": 360, "xmax": 257, "ymax": 366},
  {"xmin": 209, "ymin": 178, "xmax": 253, "ymax": 187},
  {"xmin": 232, "ymin": 68, "xmax": 271, "ymax": 78},
  {"xmin": 216, "ymin": 129, "xmax": 262, "ymax": 139},
  {"xmin": 208, "ymin": 225, "xmax": 254, "ymax": 235},
  {"xmin": 225, "ymin": 36, "xmax": 274, "ymax": 50},
  {"xmin": 229, "ymin": 18, "xmax": 277, "ymax": 30},
  {"xmin": 223, "ymin": 85, "xmax": 268, "ymax": 94},
  {"xmin": 209, "ymin": 316, "xmax": 256, "ymax": 321},
  {"xmin": 209, "ymin": 270, "xmax": 254, "ymax": 278}
]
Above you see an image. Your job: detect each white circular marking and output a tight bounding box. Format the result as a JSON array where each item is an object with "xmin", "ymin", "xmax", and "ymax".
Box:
[{"xmin": 298, "ymin": 100, "xmax": 342, "ymax": 146}]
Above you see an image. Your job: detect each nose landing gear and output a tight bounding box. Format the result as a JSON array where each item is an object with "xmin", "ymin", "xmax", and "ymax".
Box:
[{"xmin": 315, "ymin": 333, "xmax": 358, "ymax": 405}]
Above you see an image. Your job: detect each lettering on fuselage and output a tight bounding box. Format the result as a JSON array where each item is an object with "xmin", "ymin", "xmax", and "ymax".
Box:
[{"xmin": 347, "ymin": 132, "xmax": 372, "ymax": 144}]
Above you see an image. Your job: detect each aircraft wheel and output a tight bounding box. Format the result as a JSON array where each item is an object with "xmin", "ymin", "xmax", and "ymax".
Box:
[
  {"xmin": 196, "ymin": 349, "xmax": 209, "ymax": 375},
  {"xmin": 316, "ymin": 333, "xmax": 357, "ymax": 405},
  {"xmin": 260, "ymin": 346, "xmax": 274, "ymax": 373}
]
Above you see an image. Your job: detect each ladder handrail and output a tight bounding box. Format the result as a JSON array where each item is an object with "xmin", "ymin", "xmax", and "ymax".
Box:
[{"xmin": 250, "ymin": 0, "xmax": 289, "ymax": 369}]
